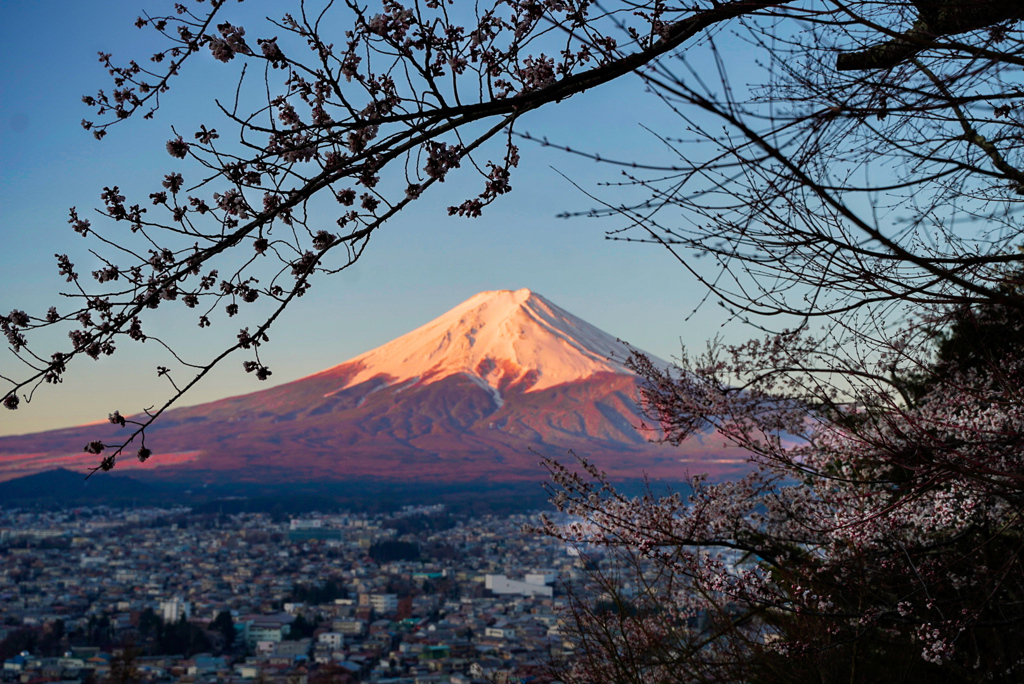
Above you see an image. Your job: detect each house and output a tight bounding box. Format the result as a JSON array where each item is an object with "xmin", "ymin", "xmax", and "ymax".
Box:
[
  {"xmin": 242, "ymin": 613, "xmax": 295, "ymax": 646},
  {"xmin": 317, "ymin": 632, "xmax": 344, "ymax": 650}
]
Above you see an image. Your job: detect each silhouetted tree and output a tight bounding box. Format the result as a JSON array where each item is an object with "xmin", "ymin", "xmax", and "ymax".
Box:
[
  {"xmin": 211, "ymin": 610, "xmax": 236, "ymax": 649},
  {"xmin": 286, "ymin": 614, "xmax": 318, "ymax": 640},
  {"xmin": 289, "ymin": 578, "xmax": 348, "ymax": 605},
  {"xmin": 0, "ymin": 629, "xmax": 37, "ymax": 662},
  {"xmin": 105, "ymin": 644, "xmax": 140, "ymax": 684},
  {"xmin": 157, "ymin": 616, "xmax": 210, "ymax": 657},
  {"xmin": 137, "ymin": 607, "xmax": 161, "ymax": 639},
  {"xmin": 543, "ymin": 293, "xmax": 1024, "ymax": 682},
  {"xmin": 369, "ymin": 540, "xmax": 420, "ymax": 563}
]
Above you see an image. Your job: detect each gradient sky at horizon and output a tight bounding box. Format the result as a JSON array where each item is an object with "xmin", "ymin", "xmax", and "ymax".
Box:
[{"xmin": 0, "ymin": 1, "xmax": 758, "ymax": 437}]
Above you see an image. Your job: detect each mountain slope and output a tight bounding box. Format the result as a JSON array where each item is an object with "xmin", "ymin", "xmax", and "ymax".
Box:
[
  {"xmin": 0, "ymin": 290, "xmax": 749, "ymax": 483},
  {"xmin": 333, "ymin": 288, "xmax": 634, "ymax": 395}
]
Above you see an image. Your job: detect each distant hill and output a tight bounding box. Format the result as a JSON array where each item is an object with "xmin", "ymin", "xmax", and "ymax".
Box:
[
  {"xmin": 0, "ymin": 468, "xmax": 157, "ymax": 506},
  {"xmin": 0, "ymin": 468, "xmax": 597, "ymax": 514}
]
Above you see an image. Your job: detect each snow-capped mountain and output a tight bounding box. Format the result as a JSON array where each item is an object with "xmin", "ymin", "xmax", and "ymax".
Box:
[
  {"xmin": 320, "ymin": 288, "xmax": 639, "ymax": 402},
  {"xmin": 0, "ymin": 290, "xmax": 748, "ymax": 483}
]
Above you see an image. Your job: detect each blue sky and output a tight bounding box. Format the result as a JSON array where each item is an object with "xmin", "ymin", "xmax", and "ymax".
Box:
[{"xmin": 0, "ymin": 1, "xmax": 748, "ymax": 436}]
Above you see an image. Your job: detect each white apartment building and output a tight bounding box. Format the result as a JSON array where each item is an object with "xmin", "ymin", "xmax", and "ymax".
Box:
[
  {"xmin": 485, "ymin": 574, "xmax": 554, "ymax": 598},
  {"xmin": 369, "ymin": 593, "xmax": 398, "ymax": 614},
  {"xmin": 317, "ymin": 632, "xmax": 345, "ymax": 649},
  {"xmin": 160, "ymin": 597, "xmax": 191, "ymax": 623}
]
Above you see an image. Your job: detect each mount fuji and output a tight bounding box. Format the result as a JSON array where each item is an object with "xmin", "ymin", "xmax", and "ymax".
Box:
[{"xmin": 0, "ymin": 290, "xmax": 749, "ymax": 483}]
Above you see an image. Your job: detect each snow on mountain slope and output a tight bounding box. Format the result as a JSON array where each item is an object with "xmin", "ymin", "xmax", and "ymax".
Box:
[
  {"xmin": 0, "ymin": 289, "xmax": 752, "ymax": 484},
  {"xmin": 320, "ymin": 288, "xmax": 659, "ymax": 397}
]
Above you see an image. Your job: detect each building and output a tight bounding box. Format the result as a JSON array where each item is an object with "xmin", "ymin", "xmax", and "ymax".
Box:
[
  {"xmin": 160, "ymin": 597, "xmax": 191, "ymax": 623},
  {"xmin": 367, "ymin": 593, "xmax": 398, "ymax": 614},
  {"xmin": 243, "ymin": 613, "xmax": 294, "ymax": 647},
  {"xmin": 317, "ymin": 632, "xmax": 344, "ymax": 650},
  {"xmin": 484, "ymin": 574, "xmax": 554, "ymax": 598}
]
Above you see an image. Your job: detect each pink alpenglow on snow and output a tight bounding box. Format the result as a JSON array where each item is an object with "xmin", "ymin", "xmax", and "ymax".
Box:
[{"xmin": 321, "ymin": 289, "xmax": 654, "ymax": 401}]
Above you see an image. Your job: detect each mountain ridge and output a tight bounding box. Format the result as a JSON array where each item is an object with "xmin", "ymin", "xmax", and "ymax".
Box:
[{"xmin": 0, "ymin": 290, "xmax": 748, "ymax": 484}]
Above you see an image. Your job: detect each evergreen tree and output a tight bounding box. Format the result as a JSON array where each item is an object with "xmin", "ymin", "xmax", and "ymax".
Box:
[{"xmin": 211, "ymin": 611, "xmax": 235, "ymax": 649}]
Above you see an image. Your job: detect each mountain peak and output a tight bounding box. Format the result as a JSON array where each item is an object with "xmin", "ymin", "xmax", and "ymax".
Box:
[
  {"xmin": 0, "ymin": 289, "xmax": 747, "ymax": 485},
  {"xmin": 326, "ymin": 289, "xmax": 642, "ymax": 396}
]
